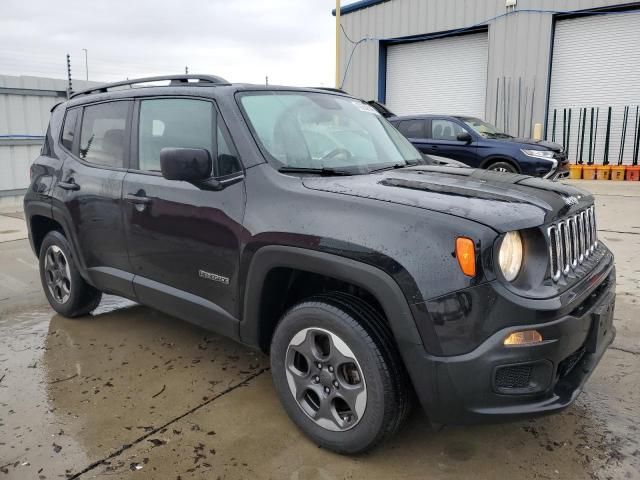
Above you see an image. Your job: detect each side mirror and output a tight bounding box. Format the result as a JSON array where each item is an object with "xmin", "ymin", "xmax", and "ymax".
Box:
[
  {"xmin": 160, "ymin": 148, "xmax": 212, "ymax": 182},
  {"xmin": 457, "ymin": 132, "xmax": 472, "ymax": 143}
]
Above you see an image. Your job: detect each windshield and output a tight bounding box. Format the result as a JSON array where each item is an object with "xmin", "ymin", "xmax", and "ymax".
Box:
[
  {"xmin": 460, "ymin": 117, "xmax": 513, "ymax": 139},
  {"xmin": 239, "ymin": 91, "xmax": 422, "ymax": 173}
]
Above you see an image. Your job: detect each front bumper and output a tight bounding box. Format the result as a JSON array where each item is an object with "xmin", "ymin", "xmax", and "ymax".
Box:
[
  {"xmin": 403, "ymin": 266, "xmax": 616, "ymax": 425},
  {"xmin": 544, "ymin": 157, "xmax": 570, "ymax": 180}
]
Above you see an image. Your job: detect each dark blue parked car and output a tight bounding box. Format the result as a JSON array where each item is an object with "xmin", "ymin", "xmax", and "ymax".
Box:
[{"xmin": 389, "ymin": 114, "xmax": 569, "ymax": 180}]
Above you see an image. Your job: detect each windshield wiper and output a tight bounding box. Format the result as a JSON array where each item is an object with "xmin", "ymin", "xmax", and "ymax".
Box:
[
  {"xmin": 369, "ymin": 163, "xmax": 408, "ymax": 173},
  {"xmin": 278, "ymin": 166, "xmax": 353, "ymax": 176},
  {"xmin": 483, "ymin": 132, "xmax": 512, "ymax": 139}
]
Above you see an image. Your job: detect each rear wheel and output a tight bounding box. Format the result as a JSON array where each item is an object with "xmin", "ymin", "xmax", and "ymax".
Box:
[
  {"xmin": 39, "ymin": 231, "xmax": 102, "ymax": 317},
  {"xmin": 486, "ymin": 161, "xmax": 518, "ymax": 173},
  {"xmin": 270, "ymin": 292, "xmax": 411, "ymax": 454}
]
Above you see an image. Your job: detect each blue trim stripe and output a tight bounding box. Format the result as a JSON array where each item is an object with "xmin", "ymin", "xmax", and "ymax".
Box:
[
  {"xmin": 0, "ymin": 134, "xmax": 45, "ymax": 138},
  {"xmin": 332, "ymin": 0, "xmax": 389, "ymax": 16}
]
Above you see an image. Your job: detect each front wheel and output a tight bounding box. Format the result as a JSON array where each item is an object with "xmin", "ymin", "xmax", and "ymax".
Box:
[
  {"xmin": 270, "ymin": 293, "xmax": 411, "ymax": 454},
  {"xmin": 486, "ymin": 161, "xmax": 518, "ymax": 173},
  {"xmin": 39, "ymin": 231, "xmax": 102, "ymax": 317}
]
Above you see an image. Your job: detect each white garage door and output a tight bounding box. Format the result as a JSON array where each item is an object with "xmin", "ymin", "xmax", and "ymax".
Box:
[
  {"xmin": 385, "ymin": 32, "xmax": 488, "ymax": 118},
  {"xmin": 548, "ymin": 13, "xmax": 640, "ymax": 165}
]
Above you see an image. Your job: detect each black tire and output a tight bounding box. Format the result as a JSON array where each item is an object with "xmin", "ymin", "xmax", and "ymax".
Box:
[
  {"xmin": 486, "ymin": 160, "xmax": 518, "ymax": 173},
  {"xmin": 270, "ymin": 292, "xmax": 412, "ymax": 454},
  {"xmin": 38, "ymin": 230, "xmax": 102, "ymax": 317}
]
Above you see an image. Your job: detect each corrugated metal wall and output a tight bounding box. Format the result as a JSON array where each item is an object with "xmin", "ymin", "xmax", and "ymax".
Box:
[
  {"xmin": 339, "ymin": 0, "xmax": 626, "ymax": 137},
  {"xmin": 547, "ymin": 12, "xmax": 640, "ymax": 165},
  {"xmin": 0, "ymin": 75, "xmax": 99, "ymax": 204}
]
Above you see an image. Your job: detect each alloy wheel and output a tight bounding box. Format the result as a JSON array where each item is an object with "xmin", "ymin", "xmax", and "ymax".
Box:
[
  {"xmin": 44, "ymin": 245, "xmax": 72, "ymax": 304},
  {"xmin": 285, "ymin": 327, "xmax": 367, "ymax": 432}
]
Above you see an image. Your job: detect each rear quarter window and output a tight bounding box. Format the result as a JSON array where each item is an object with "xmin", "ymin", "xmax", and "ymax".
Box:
[
  {"xmin": 41, "ymin": 126, "xmax": 52, "ymax": 156},
  {"xmin": 61, "ymin": 108, "xmax": 80, "ymax": 151}
]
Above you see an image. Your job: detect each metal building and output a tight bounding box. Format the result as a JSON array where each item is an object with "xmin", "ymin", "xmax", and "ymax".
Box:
[
  {"xmin": 0, "ymin": 75, "xmax": 98, "ymax": 208},
  {"xmin": 336, "ymin": 0, "xmax": 640, "ymax": 164}
]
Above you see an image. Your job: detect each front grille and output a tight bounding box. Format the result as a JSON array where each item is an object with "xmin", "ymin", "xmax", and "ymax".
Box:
[
  {"xmin": 495, "ymin": 365, "xmax": 532, "ymax": 389},
  {"xmin": 548, "ymin": 206, "xmax": 598, "ymax": 282},
  {"xmin": 553, "ymin": 150, "xmax": 567, "ymax": 162}
]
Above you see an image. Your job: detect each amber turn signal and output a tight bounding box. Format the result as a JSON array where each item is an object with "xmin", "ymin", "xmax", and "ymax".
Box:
[
  {"xmin": 455, "ymin": 237, "xmax": 476, "ymax": 277},
  {"xmin": 504, "ymin": 330, "xmax": 543, "ymax": 346}
]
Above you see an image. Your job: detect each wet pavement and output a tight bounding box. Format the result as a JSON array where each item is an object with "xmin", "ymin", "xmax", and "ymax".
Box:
[{"xmin": 1, "ymin": 181, "xmax": 639, "ymax": 479}]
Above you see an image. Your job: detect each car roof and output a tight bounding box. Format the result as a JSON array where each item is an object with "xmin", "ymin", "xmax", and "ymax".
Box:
[
  {"xmin": 64, "ymin": 74, "xmax": 357, "ymax": 109},
  {"xmin": 389, "ymin": 114, "xmax": 471, "ymax": 121}
]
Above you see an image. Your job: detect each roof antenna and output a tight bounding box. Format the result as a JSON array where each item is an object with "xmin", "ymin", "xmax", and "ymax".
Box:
[
  {"xmin": 185, "ymin": 65, "xmax": 189, "ymax": 74},
  {"xmin": 265, "ymin": 75, "xmax": 269, "ymax": 86}
]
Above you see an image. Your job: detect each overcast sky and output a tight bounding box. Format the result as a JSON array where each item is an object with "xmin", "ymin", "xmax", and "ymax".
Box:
[{"xmin": 1, "ymin": 0, "xmax": 358, "ymax": 87}]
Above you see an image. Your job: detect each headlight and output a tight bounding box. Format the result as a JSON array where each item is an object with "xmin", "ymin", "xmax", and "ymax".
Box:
[
  {"xmin": 498, "ymin": 231, "xmax": 523, "ymax": 281},
  {"xmin": 521, "ymin": 149, "xmax": 555, "ymax": 159}
]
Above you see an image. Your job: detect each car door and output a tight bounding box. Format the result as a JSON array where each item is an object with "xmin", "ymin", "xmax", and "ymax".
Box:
[
  {"xmin": 52, "ymin": 100, "xmax": 135, "ymax": 297},
  {"xmin": 424, "ymin": 118, "xmax": 478, "ymax": 166},
  {"xmin": 122, "ymin": 97, "xmax": 245, "ymax": 337}
]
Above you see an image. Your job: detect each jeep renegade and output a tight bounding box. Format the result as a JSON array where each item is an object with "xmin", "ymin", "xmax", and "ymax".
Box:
[{"xmin": 24, "ymin": 75, "xmax": 616, "ymax": 454}]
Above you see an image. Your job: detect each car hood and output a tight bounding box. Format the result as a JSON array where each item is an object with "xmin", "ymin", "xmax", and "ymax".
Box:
[
  {"xmin": 302, "ymin": 166, "xmax": 593, "ymax": 232},
  {"xmin": 494, "ymin": 137, "xmax": 563, "ymax": 151}
]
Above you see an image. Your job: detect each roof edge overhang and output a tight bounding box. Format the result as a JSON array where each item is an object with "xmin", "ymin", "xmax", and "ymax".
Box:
[{"xmin": 332, "ymin": 0, "xmax": 391, "ymax": 17}]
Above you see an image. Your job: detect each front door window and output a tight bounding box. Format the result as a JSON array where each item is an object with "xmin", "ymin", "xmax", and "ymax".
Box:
[{"xmin": 431, "ymin": 119, "xmax": 468, "ymax": 141}]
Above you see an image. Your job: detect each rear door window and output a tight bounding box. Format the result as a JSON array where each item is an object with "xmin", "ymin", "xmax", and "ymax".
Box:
[
  {"xmin": 79, "ymin": 101, "xmax": 130, "ymax": 168},
  {"xmin": 397, "ymin": 119, "xmax": 425, "ymax": 139}
]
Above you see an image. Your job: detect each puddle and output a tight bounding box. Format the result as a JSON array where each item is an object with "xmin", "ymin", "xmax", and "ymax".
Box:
[
  {"xmin": 1, "ymin": 295, "xmax": 266, "ymax": 478},
  {"xmin": 0, "ymin": 296, "xmax": 638, "ymax": 479}
]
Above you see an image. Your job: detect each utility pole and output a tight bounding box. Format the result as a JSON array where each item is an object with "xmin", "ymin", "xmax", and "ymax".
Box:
[
  {"xmin": 66, "ymin": 54, "xmax": 73, "ymax": 99},
  {"xmin": 335, "ymin": 0, "xmax": 341, "ymax": 88},
  {"xmin": 82, "ymin": 48, "xmax": 88, "ymax": 81}
]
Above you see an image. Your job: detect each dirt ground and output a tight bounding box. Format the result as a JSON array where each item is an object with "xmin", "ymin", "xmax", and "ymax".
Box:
[{"xmin": 1, "ymin": 180, "xmax": 639, "ymax": 480}]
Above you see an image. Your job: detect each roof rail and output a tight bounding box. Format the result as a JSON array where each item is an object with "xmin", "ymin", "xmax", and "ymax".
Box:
[
  {"xmin": 313, "ymin": 87, "xmax": 348, "ymax": 94},
  {"xmin": 70, "ymin": 74, "xmax": 230, "ymax": 99}
]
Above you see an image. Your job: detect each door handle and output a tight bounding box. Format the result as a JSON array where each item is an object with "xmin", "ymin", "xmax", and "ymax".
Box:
[
  {"xmin": 58, "ymin": 179, "xmax": 80, "ymax": 191},
  {"xmin": 125, "ymin": 194, "xmax": 152, "ymax": 205},
  {"xmin": 431, "ymin": 145, "xmax": 439, "ymax": 150}
]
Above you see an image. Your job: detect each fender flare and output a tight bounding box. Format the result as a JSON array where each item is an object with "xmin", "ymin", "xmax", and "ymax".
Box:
[
  {"xmin": 23, "ymin": 200, "xmax": 53, "ymax": 255},
  {"xmin": 25, "ymin": 202, "xmax": 92, "ymax": 284},
  {"xmin": 240, "ymin": 245, "xmax": 423, "ymax": 349},
  {"xmin": 47, "ymin": 203, "xmax": 92, "ymax": 283}
]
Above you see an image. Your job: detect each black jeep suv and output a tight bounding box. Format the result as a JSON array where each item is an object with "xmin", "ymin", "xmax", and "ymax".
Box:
[{"xmin": 25, "ymin": 75, "xmax": 615, "ymax": 454}]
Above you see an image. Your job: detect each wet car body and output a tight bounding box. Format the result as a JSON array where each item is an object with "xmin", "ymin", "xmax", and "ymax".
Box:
[{"xmin": 25, "ymin": 78, "xmax": 615, "ymax": 431}]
